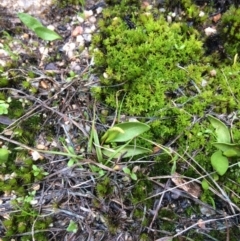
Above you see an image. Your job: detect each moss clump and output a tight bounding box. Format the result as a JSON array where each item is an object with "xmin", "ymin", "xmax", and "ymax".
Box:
[
  {"xmin": 96, "ymin": 176, "xmax": 114, "ymax": 198},
  {"xmin": 3, "ymin": 206, "xmax": 52, "ymax": 241},
  {"xmin": 92, "ymin": 11, "xmax": 204, "ymax": 116},
  {"xmin": 91, "ymin": 2, "xmax": 240, "ymax": 159},
  {"xmin": 219, "ymin": 6, "xmax": 240, "ymax": 57}
]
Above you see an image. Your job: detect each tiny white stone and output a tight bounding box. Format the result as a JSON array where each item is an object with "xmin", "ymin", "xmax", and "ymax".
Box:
[
  {"xmin": 167, "ymin": 15, "xmax": 172, "ymax": 23},
  {"xmin": 30, "ymin": 199, "xmax": 38, "ymax": 205},
  {"xmin": 69, "ymin": 42, "xmax": 76, "ymax": 50},
  {"xmin": 201, "ymin": 79, "xmax": 207, "ymax": 87},
  {"xmin": 0, "ymin": 49, "xmax": 9, "ymax": 56},
  {"xmin": 77, "ymin": 16, "xmax": 85, "ymax": 23},
  {"xmin": 76, "ymin": 35, "xmax": 84, "ymax": 44},
  {"xmin": 210, "ymin": 69, "xmax": 217, "ymax": 77},
  {"xmin": 89, "ymin": 16, "xmax": 97, "ymax": 23},
  {"xmin": 84, "ymin": 27, "xmax": 92, "ymax": 34},
  {"xmin": 83, "ymin": 34, "xmax": 92, "ymax": 42},
  {"xmin": 199, "ymin": 11, "xmax": 205, "ymax": 17},
  {"xmin": 90, "ymin": 25, "xmax": 96, "ymax": 33},
  {"xmin": 103, "ymin": 72, "xmax": 108, "ymax": 79},
  {"xmin": 39, "ymin": 46, "xmax": 48, "ymax": 54},
  {"xmin": 0, "ymin": 60, "xmax": 6, "ymax": 66},
  {"xmin": 84, "ymin": 10, "xmax": 93, "ymax": 18},
  {"xmin": 204, "ymin": 27, "xmax": 217, "ymax": 36},
  {"xmin": 47, "ymin": 25, "xmax": 55, "ymax": 31},
  {"xmin": 96, "ymin": 7, "xmax": 103, "ymax": 14}
]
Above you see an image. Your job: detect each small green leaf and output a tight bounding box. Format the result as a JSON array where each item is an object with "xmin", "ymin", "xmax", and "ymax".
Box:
[
  {"xmin": 212, "ymin": 173, "xmax": 219, "ymax": 181},
  {"xmin": 123, "ymin": 167, "xmax": 131, "ymax": 174},
  {"xmin": 93, "ymin": 126, "xmax": 103, "ymax": 162},
  {"xmin": 130, "ymin": 173, "xmax": 137, "ymax": 180},
  {"xmin": 18, "ymin": 13, "xmax": 42, "ymax": 31},
  {"xmin": 67, "ymin": 220, "xmax": 78, "ymax": 233},
  {"xmin": 0, "ymin": 148, "xmax": 9, "ymax": 163},
  {"xmin": 0, "ymin": 102, "xmax": 9, "ymax": 114},
  {"xmin": 223, "ymin": 149, "xmax": 238, "ymax": 157},
  {"xmin": 18, "ymin": 13, "xmax": 62, "ymax": 41},
  {"xmin": 67, "ymin": 158, "xmax": 75, "ymax": 167},
  {"xmin": 67, "ymin": 146, "xmax": 76, "ymax": 155},
  {"xmin": 34, "ymin": 26, "xmax": 62, "ymax": 41},
  {"xmin": 101, "ymin": 127, "xmax": 124, "ymax": 143},
  {"xmin": 201, "ymin": 179, "xmax": 209, "ymax": 190},
  {"xmin": 208, "ymin": 115, "xmax": 231, "ymax": 143},
  {"xmin": 102, "ymin": 145, "xmax": 151, "ymax": 158},
  {"xmin": 211, "ymin": 150, "xmax": 229, "ymax": 176},
  {"xmin": 102, "ymin": 122, "xmax": 150, "ymax": 143},
  {"xmin": 213, "ymin": 143, "xmax": 240, "ymax": 157}
]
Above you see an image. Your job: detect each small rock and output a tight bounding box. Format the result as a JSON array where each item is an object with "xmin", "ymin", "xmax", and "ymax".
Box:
[
  {"xmin": 82, "ymin": 33, "xmax": 92, "ymax": 42},
  {"xmin": 62, "ymin": 42, "xmax": 76, "ymax": 59},
  {"xmin": 212, "ymin": 13, "xmax": 221, "ymax": 23},
  {"xmin": 89, "ymin": 16, "xmax": 97, "ymax": 23},
  {"xmin": 199, "ymin": 11, "xmax": 205, "ymax": 17},
  {"xmin": 84, "ymin": 27, "xmax": 92, "ymax": 34},
  {"xmin": 90, "ymin": 25, "xmax": 96, "ymax": 33},
  {"xmin": 167, "ymin": 15, "xmax": 172, "ymax": 23},
  {"xmin": 76, "ymin": 35, "xmax": 85, "ymax": 46},
  {"xmin": 210, "ymin": 69, "xmax": 217, "ymax": 77},
  {"xmin": 201, "ymin": 79, "xmax": 207, "ymax": 87},
  {"xmin": 204, "ymin": 27, "xmax": 217, "ymax": 36},
  {"xmin": 22, "ymin": 33, "xmax": 29, "ymax": 39},
  {"xmin": 84, "ymin": 10, "xmax": 93, "ymax": 18},
  {"xmin": 96, "ymin": 7, "xmax": 103, "ymax": 14},
  {"xmin": 72, "ymin": 26, "xmax": 83, "ymax": 37},
  {"xmin": 159, "ymin": 8, "xmax": 166, "ymax": 13},
  {"xmin": 30, "ymin": 199, "xmax": 38, "ymax": 205},
  {"xmin": 44, "ymin": 62, "xmax": 58, "ymax": 70},
  {"xmin": 77, "ymin": 16, "xmax": 85, "ymax": 23},
  {"xmin": 103, "ymin": 72, "xmax": 108, "ymax": 79}
]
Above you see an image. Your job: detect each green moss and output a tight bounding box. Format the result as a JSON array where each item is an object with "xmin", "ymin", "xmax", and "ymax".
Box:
[
  {"xmin": 140, "ymin": 233, "xmax": 151, "ymax": 241},
  {"xmin": 0, "ymin": 76, "xmax": 9, "ymax": 87},
  {"xmin": 3, "ymin": 211, "xmax": 52, "ymax": 240},
  {"xmin": 96, "ymin": 176, "xmax": 114, "ymax": 198},
  {"xmin": 131, "ymin": 178, "xmax": 153, "ymax": 205},
  {"xmin": 219, "ymin": 6, "xmax": 240, "ymax": 57}
]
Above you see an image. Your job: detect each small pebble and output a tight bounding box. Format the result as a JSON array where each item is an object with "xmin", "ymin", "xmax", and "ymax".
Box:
[
  {"xmin": 96, "ymin": 7, "xmax": 103, "ymax": 14},
  {"xmin": 103, "ymin": 72, "xmax": 108, "ymax": 79},
  {"xmin": 167, "ymin": 15, "xmax": 172, "ymax": 23},
  {"xmin": 212, "ymin": 13, "xmax": 221, "ymax": 23},
  {"xmin": 89, "ymin": 16, "xmax": 97, "ymax": 23},
  {"xmin": 72, "ymin": 26, "xmax": 83, "ymax": 37},
  {"xmin": 76, "ymin": 35, "xmax": 85, "ymax": 45},
  {"xmin": 90, "ymin": 25, "xmax": 96, "ymax": 33},
  {"xmin": 204, "ymin": 27, "xmax": 217, "ymax": 36},
  {"xmin": 82, "ymin": 33, "xmax": 92, "ymax": 42},
  {"xmin": 77, "ymin": 16, "xmax": 85, "ymax": 23},
  {"xmin": 201, "ymin": 79, "xmax": 207, "ymax": 87},
  {"xmin": 84, "ymin": 10, "xmax": 93, "ymax": 18},
  {"xmin": 210, "ymin": 69, "xmax": 217, "ymax": 77},
  {"xmin": 84, "ymin": 27, "xmax": 92, "ymax": 34},
  {"xmin": 199, "ymin": 11, "xmax": 205, "ymax": 17}
]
